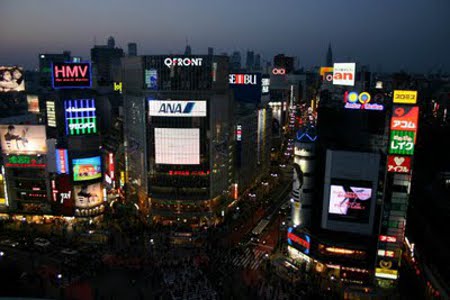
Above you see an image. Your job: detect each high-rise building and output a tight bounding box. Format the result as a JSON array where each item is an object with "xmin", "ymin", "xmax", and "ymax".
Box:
[
  {"xmin": 107, "ymin": 36, "xmax": 115, "ymax": 48},
  {"xmin": 208, "ymin": 47, "xmax": 214, "ymax": 56},
  {"xmin": 326, "ymin": 43, "xmax": 333, "ymax": 67},
  {"xmin": 122, "ymin": 55, "xmax": 234, "ymax": 226},
  {"xmin": 128, "ymin": 43, "xmax": 137, "ymax": 56},
  {"xmin": 230, "ymin": 51, "xmax": 241, "ymax": 71},
  {"xmin": 38, "ymin": 51, "xmax": 71, "ymax": 87},
  {"xmin": 254, "ymin": 54, "xmax": 261, "ymax": 70},
  {"xmin": 246, "ymin": 51, "xmax": 254, "ymax": 70},
  {"xmin": 274, "ymin": 54, "xmax": 295, "ymax": 74},
  {"xmin": 91, "ymin": 37, "xmax": 124, "ymax": 86},
  {"xmin": 184, "ymin": 44, "xmax": 192, "ymax": 55}
]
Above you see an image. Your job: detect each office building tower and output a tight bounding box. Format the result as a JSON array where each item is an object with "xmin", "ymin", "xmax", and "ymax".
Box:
[
  {"xmin": 246, "ymin": 51, "xmax": 254, "ymax": 70},
  {"xmin": 128, "ymin": 43, "xmax": 137, "ymax": 56},
  {"xmin": 230, "ymin": 51, "xmax": 241, "ymax": 71},
  {"xmin": 91, "ymin": 37, "xmax": 124, "ymax": 85},
  {"xmin": 326, "ymin": 43, "xmax": 333, "ymax": 67},
  {"xmin": 274, "ymin": 54, "xmax": 295, "ymax": 74}
]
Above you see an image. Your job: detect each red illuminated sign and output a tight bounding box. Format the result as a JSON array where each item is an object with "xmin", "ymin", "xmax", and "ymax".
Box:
[
  {"xmin": 387, "ymin": 155, "xmax": 411, "ymax": 174},
  {"xmin": 168, "ymin": 170, "xmax": 210, "ymax": 176},
  {"xmin": 390, "ymin": 106, "xmax": 419, "ymax": 132},
  {"xmin": 379, "ymin": 235, "xmax": 397, "ymax": 243},
  {"xmin": 287, "ymin": 231, "xmax": 310, "ymax": 249},
  {"xmin": 108, "ymin": 153, "xmax": 115, "ymax": 180},
  {"xmin": 229, "ymin": 74, "xmax": 257, "ymax": 85},
  {"xmin": 272, "ymin": 68, "xmax": 286, "ymax": 75},
  {"xmin": 52, "ymin": 62, "xmax": 92, "ymax": 89}
]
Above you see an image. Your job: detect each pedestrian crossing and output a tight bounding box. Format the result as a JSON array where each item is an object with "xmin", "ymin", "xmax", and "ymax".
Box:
[{"xmin": 222, "ymin": 247, "xmax": 266, "ymax": 270}]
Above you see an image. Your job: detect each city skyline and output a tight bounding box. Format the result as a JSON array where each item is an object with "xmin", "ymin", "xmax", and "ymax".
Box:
[{"xmin": 1, "ymin": 0, "xmax": 450, "ymax": 73}]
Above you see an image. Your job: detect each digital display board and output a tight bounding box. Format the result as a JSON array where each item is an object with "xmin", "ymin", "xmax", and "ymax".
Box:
[
  {"xmin": 149, "ymin": 100, "xmax": 207, "ymax": 117},
  {"xmin": 56, "ymin": 149, "xmax": 69, "ymax": 174},
  {"xmin": 52, "ymin": 62, "xmax": 92, "ymax": 89},
  {"xmin": 229, "ymin": 73, "xmax": 262, "ymax": 103},
  {"xmin": 0, "ymin": 66, "xmax": 25, "ymax": 92},
  {"xmin": 393, "ymin": 90, "xmax": 417, "ymax": 104},
  {"xmin": 328, "ymin": 181, "xmax": 372, "ymax": 222},
  {"xmin": 4, "ymin": 155, "xmax": 46, "ymax": 168},
  {"xmin": 333, "ymin": 63, "xmax": 355, "ymax": 86},
  {"xmin": 390, "ymin": 106, "xmax": 419, "ymax": 132},
  {"xmin": 64, "ymin": 99, "xmax": 97, "ymax": 135},
  {"xmin": 154, "ymin": 128, "xmax": 200, "ymax": 165},
  {"xmin": 145, "ymin": 69, "xmax": 158, "ymax": 90},
  {"xmin": 0, "ymin": 125, "xmax": 47, "ymax": 154},
  {"xmin": 72, "ymin": 156, "xmax": 102, "ymax": 182},
  {"xmin": 287, "ymin": 227, "xmax": 311, "ymax": 255},
  {"xmin": 27, "ymin": 95, "xmax": 39, "ymax": 113},
  {"xmin": 74, "ymin": 183, "xmax": 103, "ymax": 208},
  {"xmin": 389, "ymin": 130, "xmax": 415, "ymax": 155}
]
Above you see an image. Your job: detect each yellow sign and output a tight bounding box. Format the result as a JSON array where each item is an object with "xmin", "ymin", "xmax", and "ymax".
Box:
[
  {"xmin": 375, "ymin": 268, "xmax": 398, "ymax": 276},
  {"xmin": 320, "ymin": 67, "xmax": 333, "ymax": 77},
  {"xmin": 113, "ymin": 82, "xmax": 123, "ymax": 93},
  {"xmin": 393, "ymin": 90, "xmax": 417, "ymax": 104}
]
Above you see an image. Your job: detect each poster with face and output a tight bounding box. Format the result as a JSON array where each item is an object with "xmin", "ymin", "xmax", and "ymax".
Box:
[
  {"xmin": 0, "ymin": 66, "xmax": 25, "ymax": 92},
  {"xmin": 74, "ymin": 183, "xmax": 103, "ymax": 208},
  {"xmin": 328, "ymin": 184, "xmax": 372, "ymax": 222}
]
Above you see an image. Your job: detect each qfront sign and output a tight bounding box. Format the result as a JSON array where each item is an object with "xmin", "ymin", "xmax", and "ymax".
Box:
[
  {"xmin": 149, "ymin": 100, "xmax": 207, "ymax": 117},
  {"xmin": 333, "ymin": 63, "xmax": 355, "ymax": 86},
  {"xmin": 387, "ymin": 155, "xmax": 411, "ymax": 173},
  {"xmin": 164, "ymin": 57, "xmax": 203, "ymax": 68},
  {"xmin": 52, "ymin": 62, "xmax": 92, "ymax": 89},
  {"xmin": 64, "ymin": 99, "xmax": 97, "ymax": 136}
]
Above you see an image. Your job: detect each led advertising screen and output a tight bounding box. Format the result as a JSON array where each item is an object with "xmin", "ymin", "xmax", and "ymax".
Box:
[
  {"xmin": 46, "ymin": 101, "xmax": 56, "ymax": 127},
  {"xmin": 389, "ymin": 130, "xmax": 415, "ymax": 155},
  {"xmin": 390, "ymin": 106, "xmax": 419, "ymax": 132},
  {"xmin": 149, "ymin": 100, "xmax": 207, "ymax": 117},
  {"xmin": 229, "ymin": 73, "xmax": 262, "ymax": 103},
  {"xmin": 328, "ymin": 181, "xmax": 372, "ymax": 222},
  {"xmin": 333, "ymin": 63, "xmax": 355, "ymax": 86},
  {"xmin": 27, "ymin": 95, "xmax": 40, "ymax": 113},
  {"xmin": 56, "ymin": 149, "xmax": 69, "ymax": 174},
  {"xmin": 0, "ymin": 66, "xmax": 25, "ymax": 92},
  {"xmin": 287, "ymin": 227, "xmax": 311, "ymax": 255},
  {"xmin": 64, "ymin": 99, "xmax": 97, "ymax": 135},
  {"xmin": 0, "ymin": 125, "xmax": 47, "ymax": 154},
  {"xmin": 52, "ymin": 62, "xmax": 92, "ymax": 89},
  {"xmin": 4, "ymin": 155, "xmax": 46, "ymax": 168},
  {"xmin": 154, "ymin": 128, "xmax": 200, "ymax": 165},
  {"xmin": 72, "ymin": 156, "xmax": 102, "ymax": 182},
  {"xmin": 387, "ymin": 155, "xmax": 412, "ymax": 173},
  {"xmin": 145, "ymin": 69, "xmax": 158, "ymax": 90},
  {"xmin": 393, "ymin": 90, "xmax": 417, "ymax": 104},
  {"xmin": 74, "ymin": 183, "xmax": 103, "ymax": 208}
]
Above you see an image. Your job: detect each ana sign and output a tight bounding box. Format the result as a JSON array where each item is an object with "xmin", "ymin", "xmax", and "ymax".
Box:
[
  {"xmin": 149, "ymin": 100, "xmax": 207, "ymax": 117},
  {"xmin": 387, "ymin": 155, "xmax": 411, "ymax": 173},
  {"xmin": 164, "ymin": 57, "xmax": 203, "ymax": 68},
  {"xmin": 52, "ymin": 62, "xmax": 92, "ymax": 89},
  {"xmin": 333, "ymin": 63, "xmax": 355, "ymax": 86}
]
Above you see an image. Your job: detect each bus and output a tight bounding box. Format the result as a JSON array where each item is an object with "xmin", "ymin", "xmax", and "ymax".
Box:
[{"xmin": 251, "ymin": 219, "xmax": 270, "ymax": 243}]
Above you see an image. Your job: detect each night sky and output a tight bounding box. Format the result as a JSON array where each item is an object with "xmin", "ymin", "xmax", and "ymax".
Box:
[{"xmin": 1, "ymin": 0, "xmax": 449, "ymax": 73}]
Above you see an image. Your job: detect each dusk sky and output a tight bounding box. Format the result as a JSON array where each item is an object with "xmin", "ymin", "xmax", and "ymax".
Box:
[{"xmin": 1, "ymin": 0, "xmax": 449, "ymax": 72}]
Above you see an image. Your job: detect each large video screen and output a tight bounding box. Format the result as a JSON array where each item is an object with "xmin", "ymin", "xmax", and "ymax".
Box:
[
  {"xmin": 74, "ymin": 183, "xmax": 103, "ymax": 208},
  {"xmin": 328, "ymin": 180, "xmax": 372, "ymax": 222},
  {"xmin": 64, "ymin": 99, "xmax": 97, "ymax": 136},
  {"xmin": 72, "ymin": 156, "xmax": 102, "ymax": 182},
  {"xmin": 154, "ymin": 128, "xmax": 200, "ymax": 165},
  {"xmin": 0, "ymin": 66, "xmax": 25, "ymax": 92},
  {"xmin": 0, "ymin": 125, "xmax": 47, "ymax": 154},
  {"xmin": 52, "ymin": 62, "xmax": 92, "ymax": 89}
]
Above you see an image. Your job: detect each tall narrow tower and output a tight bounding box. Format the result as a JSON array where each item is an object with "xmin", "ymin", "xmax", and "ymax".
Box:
[{"xmin": 326, "ymin": 43, "xmax": 333, "ymax": 67}]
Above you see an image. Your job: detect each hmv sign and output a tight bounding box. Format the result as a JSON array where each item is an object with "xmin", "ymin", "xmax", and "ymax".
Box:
[{"xmin": 52, "ymin": 62, "xmax": 92, "ymax": 89}]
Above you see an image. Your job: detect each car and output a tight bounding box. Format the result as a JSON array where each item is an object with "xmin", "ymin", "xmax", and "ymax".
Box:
[
  {"xmin": 0, "ymin": 239, "xmax": 19, "ymax": 248},
  {"xmin": 34, "ymin": 238, "xmax": 50, "ymax": 248},
  {"xmin": 61, "ymin": 248, "xmax": 78, "ymax": 255}
]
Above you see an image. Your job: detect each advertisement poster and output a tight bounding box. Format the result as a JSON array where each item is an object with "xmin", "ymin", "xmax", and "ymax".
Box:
[
  {"xmin": 333, "ymin": 63, "xmax": 355, "ymax": 86},
  {"xmin": 0, "ymin": 66, "xmax": 25, "ymax": 92},
  {"xmin": 328, "ymin": 183, "xmax": 372, "ymax": 221},
  {"xmin": 72, "ymin": 156, "xmax": 102, "ymax": 181},
  {"xmin": 0, "ymin": 125, "xmax": 47, "ymax": 154},
  {"xmin": 390, "ymin": 106, "xmax": 419, "ymax": 132},
  {"xmin": 387, "ymin": 155, "xmax": 412, "ymax": 173},
  {"xmin": 27, "ymin": 95, "xmax": 40, "ymax": 113},
  {"xmin": 74, "ymin": 183, "xmax": 103, "ymax": 208},
  {"xmin": 64, "ymin": 99, "xmax": 97, "ymax": 135}
]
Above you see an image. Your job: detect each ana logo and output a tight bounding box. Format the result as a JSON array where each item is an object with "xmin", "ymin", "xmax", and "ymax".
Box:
[
  {"xmin": 164, "ymin": 57, "xmax": 203, "ymax": 68},
  {"xmin": 158, "ymin": 102, "xmax": 195, "ymax": 114}
]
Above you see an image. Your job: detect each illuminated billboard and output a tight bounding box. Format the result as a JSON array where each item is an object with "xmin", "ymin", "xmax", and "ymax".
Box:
[
  {"xmin": 74, "ymin": 183, "xmax": 103, "ymax": 208},
  {"xmin": 387, "ymin": 155, "xmax": 411, "ymax": 173},
  {"xmin": 393, "ymin": 90, "xmax": 417, "ymax": 104},
  {"xmin": 46, "ymin": 101, "xmax": 56, "ymax": 127},
  {"xmin": 163, "ymin": 57, "xmax": 203, "ymax": 68},
  {"xmin": 344, "ymin": 91, "xmax": 384, "ymax": 111},
  {"xmin": 0, "ymin": 66, "xmax": 25, "ymax": 92},
  {"xmin": 56, "ymin": 149, "xmax": 69, "ymax": 174},
  {"xmin": 4, "ymin": 155, "xmax": 46, "ymax": 168},
  {"xmin": 390, "ymin": 106, "xmax": 419, "ymax": 132},
  {"xmin": 72, "ymin": 156, "xmax": 102, "ymax": 182},
  {"xmin": 113, "ymin": 82, "xmax": 122, "ymax": 93},
  {"xmin": 261, "ymin": 75, "xmax": 270, "ymax": 95},
  {"xmin": 27, "ymin": 95, "xmax": 39, "ymax": 113},
  {"xmin": 154, "ymin": 128, "xmax": 200, "ymax": 165},
  {"xmin": 64, "ymin": 99, "xmax": 97, "ymax": 135},
  {"xmin": 333, "ymin": 63, "xmax": 355, "ymax": 86},
  {"xmin": 389, "ymin": 130, "xmax": 415, "ymax": 155},
  {"xmin": 287, "ymin": 227, "xmax": 311, "ymax": 255},
  {"xmin": 328, "ymin": 181, "xmax": 372, "ymax": 222},
  {"xmin": 0, "ymin": 125, "xmax": 47, "ymax": 154},
  {"xmin": 145, "ymin": 69, "xmax": 158, "ymax": 90},
  {"xmin": 229, "ymin": 73, "xmax": 262, "ymax": 103},
  {"xmin": 149, "ymin": 100, "xmax": 207, "ymax": 117},
  {"xmin": 52, "ymin": 62, "xmax": 92, "ymax": 89}
]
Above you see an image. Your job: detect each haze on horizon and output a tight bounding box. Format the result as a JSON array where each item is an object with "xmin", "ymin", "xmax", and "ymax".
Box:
[{"xmin": 1, "ymin": 0, "xmax": 449, "ymax": 73}]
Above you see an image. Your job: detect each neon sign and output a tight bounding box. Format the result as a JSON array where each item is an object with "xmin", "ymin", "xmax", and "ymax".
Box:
[
  {"xmin": 168, "ymin": 170, "xmax": 210, "ymax": 176},
  {"xmin": 52, "ymin": 62, "xmax": 92, "ymax": 89},
  {"xmin": 236, "ymin": 125, "xmax": 242, "ymax": 141},
  {"xmin": 379, "ymin": 235, "xmax": 397, "ymax": 243},
  {"xmin": 272, "ymin": 68, "xmax": 286, "ymax": 75},
  {"xmin": 389, "ymin": 130, "xmax": 415, "ymax": 155},
  {"xmin": 64, "ymin": 99, "xmax": 97, "ymax": 136},
  {"xmin": 164, "ymin": 57, "xmax": 203, "ymax": 68},
  {"xmin": 344, "ymin": 91, "xmax": 384, "ymax": 111},
  {"xmin": 387, "ymin": 155, "xmax": 411, "ymax": 173},
  {"xmin": 393, "ymin": 90, "xmax": 417, "ymax": 104},
  {"xmin": 287, "ymin": 227, "xmax": 310, "ymax": 254},
  {"xmin": 56, "ymin": 149, "xmax": 69, "ymax": 174},
  {"xmin": 5, "ymin": 155, "xmax": 45, "ymax": 168}
]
